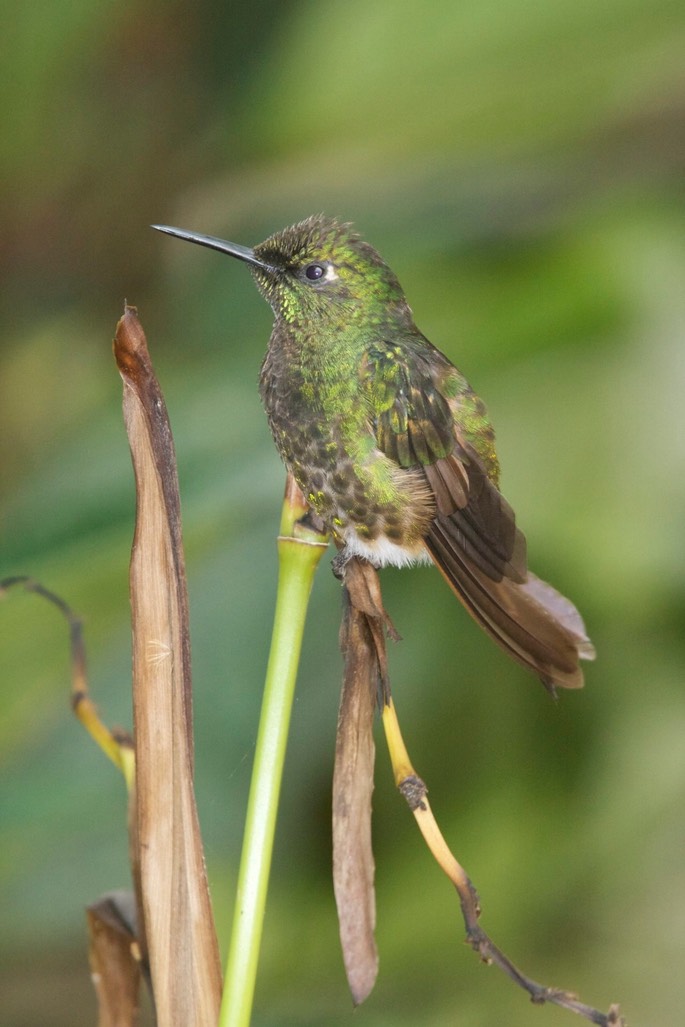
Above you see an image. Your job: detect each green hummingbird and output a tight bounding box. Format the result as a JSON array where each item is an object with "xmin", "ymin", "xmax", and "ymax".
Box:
[{"xmin": 153, "ymin": 215, "xmax": 595, "ymax": 691}]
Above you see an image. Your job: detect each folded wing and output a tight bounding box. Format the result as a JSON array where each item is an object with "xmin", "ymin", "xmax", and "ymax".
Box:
[{"xmin": 364, "ymin": 338, "xmax": 595, "ymax": 692}]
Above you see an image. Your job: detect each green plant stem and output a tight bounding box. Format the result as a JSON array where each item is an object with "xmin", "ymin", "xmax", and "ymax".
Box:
[{"xmin": 219, "ymin": 483, "xmax": 328, "ymax": 1027}]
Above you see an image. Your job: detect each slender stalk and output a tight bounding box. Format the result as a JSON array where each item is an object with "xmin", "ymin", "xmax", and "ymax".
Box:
[{"xmin": 219, "ymin": 479, "xmax": 328, "ymax": 1027}]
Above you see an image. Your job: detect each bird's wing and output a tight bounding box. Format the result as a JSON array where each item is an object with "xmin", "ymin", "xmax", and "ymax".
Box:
[
  {"xmin": 361, "ymin": 340, "xmax": 526, "ymax": 582},
  {"xmin": 362, "ymin": 340, "xmax": 594, "ymax": 692}
]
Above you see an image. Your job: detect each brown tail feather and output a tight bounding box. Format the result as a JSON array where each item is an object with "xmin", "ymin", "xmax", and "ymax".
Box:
[{"xmin": 425, "ymin": 522, "xmax": 595, "ymax": 692}]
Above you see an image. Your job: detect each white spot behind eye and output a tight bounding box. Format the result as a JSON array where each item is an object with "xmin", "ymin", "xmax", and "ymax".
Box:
[{"xmin": 304, "ymin": 262, "xmax": 338, "ymax": 284}]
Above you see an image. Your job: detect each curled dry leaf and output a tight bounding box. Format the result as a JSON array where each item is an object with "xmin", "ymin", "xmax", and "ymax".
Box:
[{"xmin": 114, "ymin": 306, "xmax": 222, "ymax": 1027}]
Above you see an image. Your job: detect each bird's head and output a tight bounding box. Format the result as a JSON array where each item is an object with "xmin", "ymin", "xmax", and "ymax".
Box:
[{"xmin": 154, "ymin": 215, "xmax": 412, "ymax": 328}]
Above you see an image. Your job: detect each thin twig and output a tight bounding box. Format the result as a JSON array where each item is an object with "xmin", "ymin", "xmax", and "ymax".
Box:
[
  {"xmin": 0, "ymin": 575, "xmax": 133, "ymax": 775},
  {"xmin": 340, "ymin": 560, "xmax": 627, "ymax": 1027}
]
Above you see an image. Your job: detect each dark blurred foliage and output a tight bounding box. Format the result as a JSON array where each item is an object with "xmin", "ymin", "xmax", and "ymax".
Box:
[{"xmin": 1, "ymin": 2, "xmax": 684, "ymax": 1024}]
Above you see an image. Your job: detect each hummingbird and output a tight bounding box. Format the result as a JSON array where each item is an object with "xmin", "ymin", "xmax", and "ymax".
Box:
[{"xmin": 153, "ymin": 215, "xmax": 595, "ymax": 691}]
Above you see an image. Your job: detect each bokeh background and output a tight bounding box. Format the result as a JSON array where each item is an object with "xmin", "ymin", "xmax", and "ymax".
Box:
[{"xmin": 1, "ymin": 2, "xmax": 684, "ymax": 1024}]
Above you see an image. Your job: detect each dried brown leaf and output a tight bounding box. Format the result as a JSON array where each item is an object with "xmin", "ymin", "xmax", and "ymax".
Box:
[
  {"xmin": 332, "ymin": 557, "xmax": 400, "ymax": 1005},
  {"xmin": 86, "ymin": 892, "xmax": 142, "ymax": 1027},
  {"xmin": 114, "ymin": 306, "xmax": 222, "ymax": 1027},
  {"xmin": 333, "ymin": 583, "xmax": 379, "ymax": 1005}
]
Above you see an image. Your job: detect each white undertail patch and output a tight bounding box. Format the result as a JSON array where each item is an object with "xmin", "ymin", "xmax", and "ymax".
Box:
[{"xmin": 342, "ymin": 530, "xmax": 431, "ymax": 569}]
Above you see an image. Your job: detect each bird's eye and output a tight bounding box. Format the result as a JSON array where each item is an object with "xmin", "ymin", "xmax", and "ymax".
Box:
[{"xmin": 304, "ymin": 263, "xmax": 325, "ymax": 281}]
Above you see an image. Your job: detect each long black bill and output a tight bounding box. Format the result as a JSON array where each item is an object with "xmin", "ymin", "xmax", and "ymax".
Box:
[{"xmin": 151, "ymin": 224, "xmax": 273, "ymax": 271}]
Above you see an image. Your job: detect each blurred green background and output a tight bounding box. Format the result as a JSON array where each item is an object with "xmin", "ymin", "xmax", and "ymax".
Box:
[{"xmin": 1, "ymin": 2, "xmax": 684, "ymax": 1024}]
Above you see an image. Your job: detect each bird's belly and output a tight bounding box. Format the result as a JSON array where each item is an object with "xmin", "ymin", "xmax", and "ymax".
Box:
[
  {"xmin": 287, "ymin": 447, "xmax": 434, "ymax": 567},
  {"xmin": 265, "ymin": 393, "xmax": 435, "ymax": 563}
]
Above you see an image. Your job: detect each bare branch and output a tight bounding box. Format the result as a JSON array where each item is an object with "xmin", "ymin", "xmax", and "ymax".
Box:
[
  {"xmin": 0, "ymin": 576, "xmax": 133, "ymax": 774},
  {"xmin": 335, "ymin": 560, "xmax": 626, "ymax": 1025}
]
